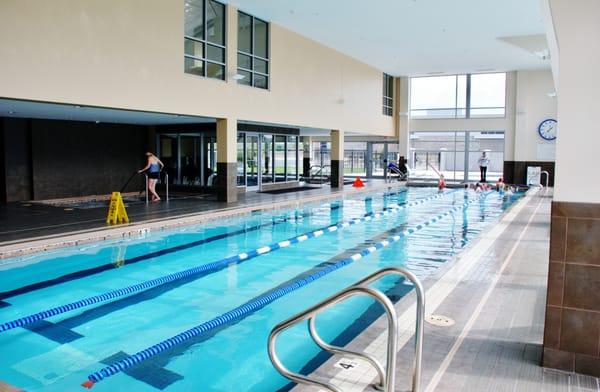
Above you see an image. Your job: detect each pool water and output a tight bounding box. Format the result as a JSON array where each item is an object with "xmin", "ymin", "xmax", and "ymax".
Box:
[{"xmin": 0, "ymin": 188, "xmax": 523, "ymax": 391}]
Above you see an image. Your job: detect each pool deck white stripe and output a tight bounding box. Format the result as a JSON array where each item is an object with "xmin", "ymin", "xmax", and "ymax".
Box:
[
  {"xmin": 299, "ymin": 189, "xmax": 536, "ymax": 391},
  {"xmin": 423, "ymin": 192, "xmax": 545, "ymax": 392}
]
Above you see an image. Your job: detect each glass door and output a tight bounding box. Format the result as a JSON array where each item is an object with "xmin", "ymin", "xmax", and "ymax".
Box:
[{"xmin": 246, "ymin": 134, "xmax": 260, "ymax": 190}]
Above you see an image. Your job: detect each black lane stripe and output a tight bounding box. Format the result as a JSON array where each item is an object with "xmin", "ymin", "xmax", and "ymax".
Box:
[{"xmin": 0, "ymin": 213, "xmax": 313, "ymax": 303}]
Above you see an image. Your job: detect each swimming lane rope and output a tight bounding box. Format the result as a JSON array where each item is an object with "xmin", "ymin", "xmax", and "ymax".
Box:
[
  {"xmin": 0, "ymin": 190, "xmax": 452, "ymax": 334},
  {"xmin": 81, "ymin": 191, "xmax": 490, "ymax": 388}
]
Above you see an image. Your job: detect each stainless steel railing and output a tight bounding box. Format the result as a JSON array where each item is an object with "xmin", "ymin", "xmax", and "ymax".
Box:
[
  {"xmin": 267, "ymin": 267, "xmax": 425, "ymax": 392},
  {"xmin": 144, "ymin": 173, "xmax": 169, "ymax": 204},
  {"xmin": 540, "ymin": 170, "xmax": 549, "ymax": 188}
]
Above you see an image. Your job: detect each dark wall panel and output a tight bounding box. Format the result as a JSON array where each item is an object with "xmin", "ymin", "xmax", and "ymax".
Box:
[
  {"xmin": 0, "ymin": 119, "xmax": 5, "ymax": 203},
  {"xmin": 31, "ymin": 120, "xmax": 147, "ymax": 199},
  {"xmin": 3, "ymin": 118, "xmax": 33, "ymax": 201},
  {"xmin": 503, "ymin": 160, "xmax": 555, "ymax": 187}
]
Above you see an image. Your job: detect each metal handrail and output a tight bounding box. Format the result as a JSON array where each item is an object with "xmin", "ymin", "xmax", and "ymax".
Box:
[
  {"xmin": 267, "ymin": 267, "xmax": 425, "ymax": 392},
  {"xmin": 144, "ymin": 172, "xmax": 169, "ymax": 203},
  {"xmin": 540, "ymin": 170, "xmax": 549, "ymax": 188}
]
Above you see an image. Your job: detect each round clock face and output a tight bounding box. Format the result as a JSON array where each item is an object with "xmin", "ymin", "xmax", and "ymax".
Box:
[{"xmin": 538, "ymin": 119, "xmax": 557, "ymax": 141}]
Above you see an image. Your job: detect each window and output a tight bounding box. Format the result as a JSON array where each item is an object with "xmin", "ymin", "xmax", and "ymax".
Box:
[
  {"xmin": 410, "ymin": 75, "xmax": 467, "ymax": 118},
  {"xmin": 237, "ymin": 11, "xmax": 269, "ymax": 89},
  {"xmin": 408, "ymin": 130, "xmax": 505, "ymax": 181},
  {"xmin": 286, "ymin": 136, "xmax": 297, "ymax": 181},
  {"xmin": 469, "ymin": 73, "xmax": 506, "ymax": 117},
  {"xmin": 184, "ymin": 0, "xmax": 226, "ymax": 80},
  {"xmin": 383, "ymin": 74, "xmax": 394, "ymax": 116},
  {"xmin": 410, "ymin": 73, "xmax": 505, "ymax": 119},
  {"xmin": 274, "ymin": 136, "xmax": 286, "ymax": 182}
]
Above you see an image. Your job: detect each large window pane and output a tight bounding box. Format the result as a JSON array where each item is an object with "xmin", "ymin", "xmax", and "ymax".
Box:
[
  {"xmin": 238, "ymin": 53, "xmax": 252, "ymax": 70},
  {"xmin": 206, "ymin": 62, "xmax": 224, "ymax": 79},
  {"xmin": 206, "ymin": 0, "xmax": 225, "ymax": 45},
  {"xmin": 255, "ymin": 58, "xmax": 268, "ymax": 74},
  {"xmin": 254, "ymin": 74, "xmax": 268, "ymax": 89},
  {"xmin": 287, "ymin": 136, "xmax": 297, "ymax": 181},
  {"xmin": 470, "ymin": 73, "xmax": 506, "ymax": 117},
  {"xmin": 238, "ymin": 12, "xmax": 252, "ymax": 53},
  {"xmin": 184, "ymin": 57, "xmax": 204, "ymax": 76},
  {"xmin": 206, "ymin": 45, "xmax": 224, "ymax": 63},
  {"xmin": 254, "ymin": 19, "xmax": 268, "ymax": 58},
  {"xmin": 410, "ymin": 75, "xmax": 462, "ymax": 118},
  {"xmin": 262, "ymin": 135, "xmax": 274, "ymax": 183},
  {"xmin": 236, "ymin": 69, "xmax": 252, "ymax": 85},
  {"xmin": 184, "ymin": 0, "xmax": 204, "ymax": 39},
  {"xmin": 275, "ymin": 136, "xmax": 286, "ymax": 182}
]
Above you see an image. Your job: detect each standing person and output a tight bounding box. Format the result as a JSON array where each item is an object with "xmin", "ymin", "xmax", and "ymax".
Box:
[
  {"xmin": 139, "ymin": 152, "xmax": 164, "ymax": 202},
  {"xmin": 478, "ymin": 151, "xmax": 490, "ymax": 182},
  {"xmin": 438, "ymin": 174, "xmax": 446, "ymax": 192}
]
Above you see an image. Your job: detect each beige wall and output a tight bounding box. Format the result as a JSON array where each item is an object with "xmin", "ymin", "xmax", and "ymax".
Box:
[
  {"xmin": 546, "ymin": 0, "xmax": 600, "ymax": 203},
  {"xmin": 514, "ymin": 69, "xmax": 557, "ymax": 162},
  {"xmin": 0, "ymin": 0, "xmax": 393, "ymax": 136}
]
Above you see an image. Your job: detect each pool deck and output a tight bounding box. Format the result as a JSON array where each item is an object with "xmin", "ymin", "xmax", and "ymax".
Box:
[
  {"xmin": 292, "ymin": 189, "xmax": 600, "ymax": 392},
  {"xmin": 0, "ymin": 180, "xmax": 404, "ymax": 259}
]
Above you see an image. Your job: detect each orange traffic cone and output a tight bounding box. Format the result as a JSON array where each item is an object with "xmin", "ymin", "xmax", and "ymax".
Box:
[{"xmin": 352, "ymin": 177, "xmax": 364, "ymax": 188}]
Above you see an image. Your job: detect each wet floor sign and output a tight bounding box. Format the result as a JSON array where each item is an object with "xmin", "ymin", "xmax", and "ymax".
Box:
[{"xmin": 106, "ymin": 192, "xmax": 129, "ymax": 225}]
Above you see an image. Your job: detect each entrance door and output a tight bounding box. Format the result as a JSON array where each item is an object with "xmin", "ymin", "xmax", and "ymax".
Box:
[
  {"xmin": 367, "ymin": 142, "xmax": 397, "ymax": 178},
  {"xmin": 245, "ymin": 134, "xmax": 260, "ymax": 191}
]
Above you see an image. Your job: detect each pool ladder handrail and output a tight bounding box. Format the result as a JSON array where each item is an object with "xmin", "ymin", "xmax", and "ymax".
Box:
[
  {"xmin": 144, "ymin": 173, "xmax": 169, "ymax": 204},
  {"xmin": 267, "ymin": 267, "xmax": 425, "ymax": 392},
  {"xmin": 540, "ymin": 170, "xmax": 550, "ymax": 188}
]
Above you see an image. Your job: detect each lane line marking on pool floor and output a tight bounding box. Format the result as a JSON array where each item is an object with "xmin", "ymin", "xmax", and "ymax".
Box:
[
  {"xmin": 81, "ymin": 192, "xmax": 489, "ymax": 388},
  {"xmin": 334, "ymin": 189, "xmax": 539, "ymax": 391},
  {"xmin": 0, "ymin": 190, "xmax": 457, "ymax": 334}
]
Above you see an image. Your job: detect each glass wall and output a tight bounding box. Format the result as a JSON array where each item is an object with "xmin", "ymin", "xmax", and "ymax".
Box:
[
  {"xmin": 344, "ymin": 142, "xmax": 367, "ymax": 176},
  {"xmin": 236, "ymin": 132, "xmax": 299, "ymax": 188},
  {"xmin": 410, "ymin": 72, "xmax": 506, "ymax": 119},
  {"xmin": 237, "ymin": 11, "xmax": 269, "ymax": 89},
  {"xmin": 184, "ymin": 0, "xmax": 226, "ymax": 80},
  {"xmin": 409, "ymin": 131, "xmax": 504, "ymax": 181},
  {"xmin": 286, "ymin": 136, "xmax": 297, "ymax": 181},
  {"xmin": 157, "ymin": 133, "xmax": 217, "ymax": 187},
  {"xmin": 274, "ymin": 135, "xmax": 286, "ymax": 182}
]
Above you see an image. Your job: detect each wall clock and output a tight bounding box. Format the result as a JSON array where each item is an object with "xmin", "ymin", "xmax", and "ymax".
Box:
[{"xmin": 538, "ymin": 118, "xmax": 557, "ymax": 141}]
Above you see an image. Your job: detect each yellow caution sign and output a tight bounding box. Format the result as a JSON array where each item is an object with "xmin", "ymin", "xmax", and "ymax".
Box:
[{"xmin": 106, "ymin": 192, "xmax": 129, "ymax": 225}]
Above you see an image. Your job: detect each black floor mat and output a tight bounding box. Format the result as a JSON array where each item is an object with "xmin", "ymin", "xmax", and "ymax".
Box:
[{"xmin": 260, "ymin": 186, "xmax": 321, "ymax": 194}]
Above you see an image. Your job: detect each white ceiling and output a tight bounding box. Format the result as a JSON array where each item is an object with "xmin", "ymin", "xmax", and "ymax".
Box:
[
  {"xmin": 0, "ymin": 99, "xmax": 213, "ymax": 125},
  {"xmin": 226, "ymin": 0, "xmax": 549, "ymax": 76}
]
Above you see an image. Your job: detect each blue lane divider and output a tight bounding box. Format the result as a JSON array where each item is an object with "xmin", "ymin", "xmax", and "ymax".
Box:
[
  {"xmin": 82, "ymin": 191, "xmax": 490, "ymax": 388},
  {"xmin": 0, "ymin": 190, "xmax": 451, "ymax": 334}
]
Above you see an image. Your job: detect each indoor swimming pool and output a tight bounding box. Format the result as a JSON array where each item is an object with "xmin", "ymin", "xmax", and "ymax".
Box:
[{"xmin": 0, "ymin": 187, "xmax": 524, "ymax": 391}]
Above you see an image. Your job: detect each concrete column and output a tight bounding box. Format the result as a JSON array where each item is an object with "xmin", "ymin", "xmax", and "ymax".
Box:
[
  {"xmin": 330, "ymin": 130, "xmax": 344, "ymax": 188},
  {"xmin": 397, "ymin": 77, "xmax": 410, "ymax": 159},
  {"xmin": 302, "ymin": 136, "xmax": 312, "ymax": 178},
  {"xmin": 216, "ymin": 118, "xmax": 237, "ymax": 202}
]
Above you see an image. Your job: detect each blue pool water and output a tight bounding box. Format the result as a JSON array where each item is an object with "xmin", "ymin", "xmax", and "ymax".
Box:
[{"xmin": 0, "ymin": 188, "xmax": 524, "ymax": 391}]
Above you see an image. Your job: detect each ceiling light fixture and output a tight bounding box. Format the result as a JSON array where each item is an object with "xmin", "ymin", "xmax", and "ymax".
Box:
[
  {"xmin": 8, "ymin": 110, "xmax": 16, "ymax": 114},
  {"xmin": 231, "ymin": 73, "xmax": 246, "ymax": 80}
]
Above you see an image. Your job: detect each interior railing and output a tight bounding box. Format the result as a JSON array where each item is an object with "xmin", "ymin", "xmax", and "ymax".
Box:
[{"xmin": 267, "ymin": 267, "xmax": 425, "ymax": 392}]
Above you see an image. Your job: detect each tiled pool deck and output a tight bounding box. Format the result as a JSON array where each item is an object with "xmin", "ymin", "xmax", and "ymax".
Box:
[{"xmin": 291, "ymin": 189, "xmax": 600, "ymax": 392}]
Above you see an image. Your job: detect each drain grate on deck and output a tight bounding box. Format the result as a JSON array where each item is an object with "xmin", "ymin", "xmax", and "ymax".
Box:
[{"xmin": 425, "ymin": 314, "xmax": 456, "ymax": 327}]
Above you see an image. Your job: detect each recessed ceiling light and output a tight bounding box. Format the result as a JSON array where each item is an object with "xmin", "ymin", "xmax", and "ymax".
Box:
[{"xmin": 8, "ymin": 110, "xmax": 16, "ymax": 114}]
